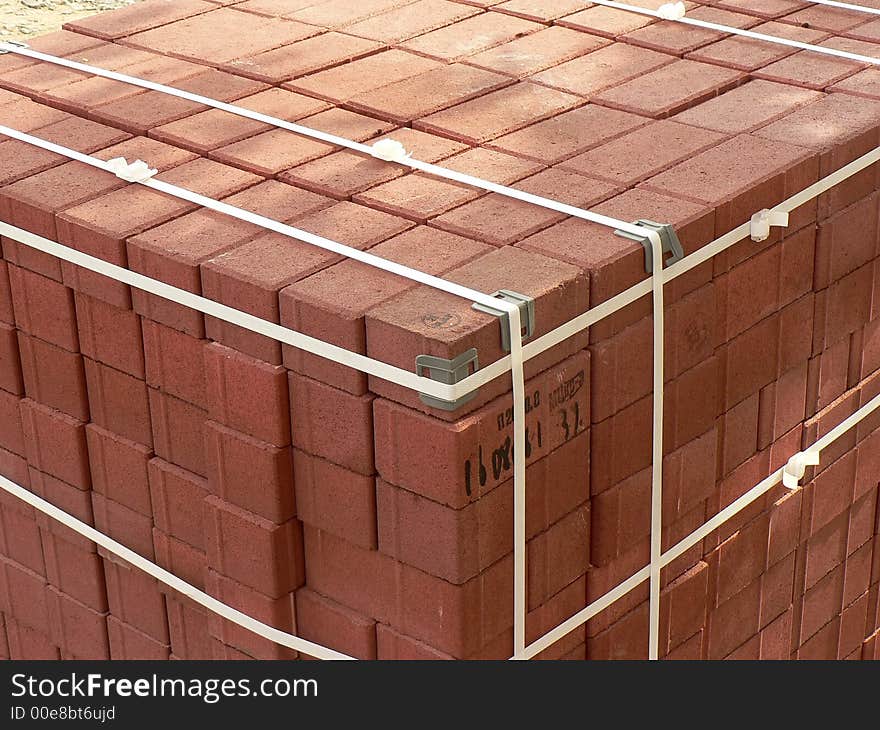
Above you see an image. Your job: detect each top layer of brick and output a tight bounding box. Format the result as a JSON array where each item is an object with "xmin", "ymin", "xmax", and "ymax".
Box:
[{"xmin": 3, "ymin": 0, "xmax": 880, "ymax": 390}]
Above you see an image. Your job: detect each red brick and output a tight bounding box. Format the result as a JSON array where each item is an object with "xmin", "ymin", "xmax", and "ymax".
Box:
[
  {"xmin": 293, "ymin": 450, "xmax": 376, "ymax": 549},
  {"xmin": 295, "ymin": 587, "xmax": 377, "ymax": 660},
  {"xmin": 280, "ymin": 226, "xmax": 491, "ymax": 394},
  {"xmin": 561, "ymin": 119, "xmax": 723, "ymax": 189},
  {"xmin": 590, "ymin": 283, "xmax": 716, "ymax": 424},
  {"xmin": 345, "ymin": 63, "xmax": 512, "ymax": 124},
  {"xmin": 0, "ymin": 556, "xmax": 50, "ymax": 634},
  {"xmin": 754, "ymin": 93, "xmax": 880, "ymax": 217},
  {"xmin": 282, "ymin": 127, "xmax": 467, "ymax": 201},
  {"xmin": 0, "ymin": 387, "xmax": 25, "ymax": 455},
  {"xmin": 287, "ymin": 0, "xmax": 419, "ymax": 28},
  {"xmin": 595, "ymin": 59, "xmax": 745, "ymax": 119},
  {"xmin": 719, "ymin": 295, "xmax": 814, "ymax": 411},
  {"xmin": 643, "ymin": 133, "xmax": 817, "ymax": 237},
  {"xmin": 673, "ymin": 79, "xmax": 823, "ymax": 135},
  {"xmin": 590, "ymin": 429, "xmax": 715, "ymax": 560},
  {"xmin": 375, "ymin": 624, "xmax": 451, "ymax": 659},
  {"xmin": 89, "ymin": 70, "xmax": 269, "ymax": 135},
  {"xmin": 342, "ymin": 0, "xmax": 477, "ymax": 43},
  {"xmin": 46, "ymin": 585, "xmax": 109, "ymax": 659},
  {"xmin": 65, "ymin": 0, "xmax": 215, "ymax": 40},
  {"xmin": 75, "ymin": 293, "xmax": 145, "ymax": 378},
  {"xmin": 152, "ymin": 87, "xmax": 330, "ymax": 154},
  {"xmin": 153, "ymin": 526, "xmax": 206, "ymax": 590},
  {"xmin": 801, "ymin": 562, "xmax": 845, "ymax": 642},
  {"xmin": 127, "ymin": 180, "xmax": 333, "ymax": 337},
  {"xmin": 531, "ymin": 41, "xmax": 672, "ymax": 97},
  {"xmin": 204, "ymin": 343, "xmax": 290, "ymax": 444},
  {"xmin": 289, "ymin": 371, "xmax": 374, "ymax": 475},
  {"xmin": 92, "ymin": 493, "xmax": 155, "ymax": 561},
  {"xmin": 148, "ymin": 457, "xmax": 209, "ymax": 549},
  {"xmin": 148, "ymin": 388, "xmax": 207, "ymax": 476},
  {"xmin": 303, "ymin": 525, "xmax": 512, "ymax": 657},
  {"xmin": 206, "ymin": 569, "xmax": 296, "ymax": 659},
  {"xmin": 374, "ymin": 350, "xmax": 589, "ymax": 506},
  {"xmin": 519, "ymin": 187, "xmax": 715, "ymax": 342},
  {"xmin": 355, "ymin": 145, "xmax": 539, "ymax": 222},
  {"xmin": 377, "ymin": 431, "xmax": 589, "ymax": 583},
  {"xmin": 201, "ymin": 237, "xmax": 338, "ymax": 364},
  {"xmin": 40, "ymin": 528, "xmax": 107, "ymax": 610},
  {"xmin": 415, "ymin": 81, "xmax": 581, "ymax": 144},
  {"xmin": 0, "ymin": 163, "xmax": 125, "ymax": 281},
  {"xmin": 0, "ymin": 260, "xmax": 14, "ymax": 323},
  {"xmin": 495, "ymin": 0, "xmax": 590, "ymax": 22},
  {"xmin": 400, "ymin": 11, "xmax": 541, "ymax": 61},
  {"xmin": 0, "ymin": 324, "xmax": 22, "ymax": 397},
  {"xmin": 43, "ymin": 56, "xmax": 205, "ymax": 117},
  {"xmin": 367, "ymin": 247, "xmax": 588, "ymax": 414},
  {"xmin": 142, "ymin": 319, "xmax": 206, "ymax": 407},
  {"xmin": 16, "ymin": 332, "xmax": 88, "ymax": 420},
  {"xmin": 0, "ymin": 499, "xmax": 44, "ymax": 574},
  {"xmin": 688, "ymin": 20, "xmax": 830, "ymax": 71},
  {"xmin": 816, "ymin": 266, "xmax": 875, "ymax": 355},
  {"xmin": 286, "ymin": 48, "xmax": 440, "ymax": 103},
  {"xmin": 591, "ymin": 358, "xmax": 718, "ymax": 493},
  {"xmin": 716, "ymin": 226, "xmax": 815, "ymax": 340},
  {"xmin": 432, "ymin": 167, "xmax": 619, "ymax": 246},
  {"xmin": 8, "ymin": 264, "xmax": 78, "ymax": 351},
  {"xmin": 26, "ymin": 467, "xmax": 94, "ymax": 553},
  {"xmin": 220, "ymin": 32, "xmax": 380, "ymax": 85},
  {"xmin": 125, "ymin": 6, "xmax": 317, "ymax": 65},
  {"xmin": 101, "ymin": 554, "xmax": 169, "ymax": 642},
  {"xmin": 206, "ymin": 421, "xmax": 295, "ymax": 524},
  {"xmin": 19, "ymin": 398, "xmax": 90, "ymax": 489},
  {"xmin": 204, "ymin": 495, "xmax": 304, "ymax": 597},
  {"xmin": 848, "ymin": 487, "xmax": 877, "ymax": 555},
  {"xmin": 845, "ymin": 540, "xmax": 874, "ymax": 607},
  {"xmin": 768, "ymin": 488, "xmax": 803, "ymax": 566},
  {"xmin": 86, "ymin": 424, "xmax": 152, "ymax": 516},
  {"xmin": 4, "ymin": 615, "xmax": 58, "ymax": 660},
  {"xmin": 107, "ymin": 616, "xmax": 170, "ymax": 660},
  {"xmin": 166, "ymin": 596, "xmax": 212, "ymax": 659},
  {"xmin": 719, "ymin": 393, "xmax": 760, "ymax": 477},
  {"xmin": 58, "ymin": 159, "xmax": 262, "ymax": 308},
  {"xmin": 465, "ymin": 24, "xmax": 608, "ymax": 78},
  {"xmin": 622, "ymin": 5, "xmax": 759, "ymax": 55},
  {"xmin": 707, "ymin": 578, "xmax": 762, "ymax": 659},
  {"xmin": 207, "ymin": 111, "xmax": 388, "ymax": 176},
  {"xmin": 590, "ymin": 562, "xmax": 710, "ymax": 660},
  {"xmin": 84, "ymin": 358, "xmax": 152, "ymax": 447}
]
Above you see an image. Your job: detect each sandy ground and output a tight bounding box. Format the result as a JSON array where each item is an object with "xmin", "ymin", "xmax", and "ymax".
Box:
[{"xmin": 0, "ymin": 0, "xmax": 137, "ymax": 39}]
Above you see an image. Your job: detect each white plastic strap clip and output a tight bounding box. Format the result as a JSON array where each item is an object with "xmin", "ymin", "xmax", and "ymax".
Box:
[
  {"xmin": 750, "ymin": 209, "xmax": 789, "ymax": 242},
  {"xmin": 782, "ymin": 450, "xmax": 820, "ymax": 490},
  {"xmin": 370, "ymin": 139, "xmax": 411, "ymax": 164},
  {"xmin": 658, "ymin": 2, "xmax": 686, "ymax": 20},
  {"xmin": 106, "ymin": 157, "xmax": 157, "ymax": 183}
]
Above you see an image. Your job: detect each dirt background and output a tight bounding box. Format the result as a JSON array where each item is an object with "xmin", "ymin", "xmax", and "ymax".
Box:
[{"xmin": 0, "ymin": 0, "xmax": 136, "ymax": 39}]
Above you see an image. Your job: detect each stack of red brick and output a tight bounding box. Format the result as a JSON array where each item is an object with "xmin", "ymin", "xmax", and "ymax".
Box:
[{"xmin": 0, "ymin": 0, "xmax": 878, "ymax": 660}]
